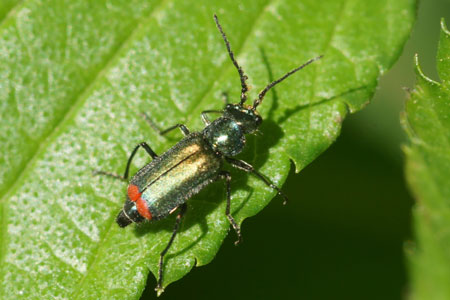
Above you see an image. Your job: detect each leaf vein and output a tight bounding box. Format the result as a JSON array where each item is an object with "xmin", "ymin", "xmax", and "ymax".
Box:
[
  {"xmin": 42, "ymin": 241, "xmax": 85, "ymax": 275},
  {"xmin": 305, "ymin": 0, "xmax": 347, "ymax": 156}
]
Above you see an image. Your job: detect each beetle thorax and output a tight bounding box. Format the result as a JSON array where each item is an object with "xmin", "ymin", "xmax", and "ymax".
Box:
[{"xmin": 203, "ymin": 117, "xmax": 245, "ymax": 156}]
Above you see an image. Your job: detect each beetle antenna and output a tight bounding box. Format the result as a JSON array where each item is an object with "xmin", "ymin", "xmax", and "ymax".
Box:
[
  {"xmin": 252, "ymin": 55, "xmax": 323, "ymax": 110},
  {"xmin": 214, "ymin": 14, "xmax": 249, "ymax": 106}
]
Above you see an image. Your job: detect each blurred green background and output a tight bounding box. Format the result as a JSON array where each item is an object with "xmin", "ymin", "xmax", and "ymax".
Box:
[{"xmin": 141, "ymin": 0, "xmax": 450, "ymax": 299}]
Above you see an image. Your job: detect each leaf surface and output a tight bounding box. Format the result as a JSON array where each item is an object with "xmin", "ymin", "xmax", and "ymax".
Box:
[
  {"xmin": 0, "ymin": 0, "xmax": 415, "ymax": 298},
  {"xmin": 0, "ymin": 0, "xmax": 20, "ymax": 22},
  {"xmin": 403, "ymin": 19, "xmax": 450, "ymax": 300}
]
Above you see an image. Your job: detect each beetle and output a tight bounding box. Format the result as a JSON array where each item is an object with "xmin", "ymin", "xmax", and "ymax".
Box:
[{"xmin": 95, "ymin": 14, "xmax": 322, "ymax": 294}]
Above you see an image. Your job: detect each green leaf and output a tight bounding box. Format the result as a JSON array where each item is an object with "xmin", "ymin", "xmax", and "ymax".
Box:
[
  {"xmin": 0, "ymin": 0, "xmax": 415, "ymax": 299},
  {"xmin": 0, "ymin": 0, "xmax": 20, "ymax": 22},
  {"xmin": 403, "ymin": 19, "xmax": 450, "ymax": 300}
]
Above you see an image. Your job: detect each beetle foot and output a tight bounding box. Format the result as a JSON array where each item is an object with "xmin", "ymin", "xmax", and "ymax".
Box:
[
  {"xmin": 234, "ymin": 234, "xmax": 243, "ymax": 246},
  {"xmin": 155, "ymin": 284, "xmax": 165, "ymax": 297}
]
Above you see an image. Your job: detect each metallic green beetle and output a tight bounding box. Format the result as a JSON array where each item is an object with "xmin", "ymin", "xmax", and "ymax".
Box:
[{"xmin": 95, "ymin": 14, "xmax": 321, "ymax": 294}]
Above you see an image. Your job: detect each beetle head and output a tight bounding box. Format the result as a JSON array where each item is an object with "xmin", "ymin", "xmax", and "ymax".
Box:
[{"xmin": 223, "ymin": 104, "xmax": 262, "ymax": 134}]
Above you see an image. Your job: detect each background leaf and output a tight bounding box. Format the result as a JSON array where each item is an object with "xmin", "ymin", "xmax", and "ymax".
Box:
[
  {"xmin": 0, "ymin": 0, "xmax": 415, "ymax": 299},
  {"xmin": 403, "ymin": 19, "xmax": 450, "ymax": 300}
]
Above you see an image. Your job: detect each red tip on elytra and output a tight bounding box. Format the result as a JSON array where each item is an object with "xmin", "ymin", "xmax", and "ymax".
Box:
[
  {"xmin": 127, "ymin": 184, "xmax": 152, "ymax": 220},
  {"xmin": 127, "ymin": 184, "xmax": 141, "ymax": 202}
]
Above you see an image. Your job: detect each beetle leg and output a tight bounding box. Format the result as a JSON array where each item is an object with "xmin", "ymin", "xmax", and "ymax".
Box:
[
  {"xmin": 123, "ymin": 142, "xmax": 158, "ymax": 179},
  {"xmin": 221, "ymin": 91, "xmax": 229, "ymax": 105},
  {"xmin": 225, "ymin": 157, "xmax": 288, "ymax": 205},
  {"xmin": 201, "ymin": 92, "xmax": 229, "ymax": 126},
  {"xmin": 156, "ymin": 203, "xmax": 187, "ymax": 295},
  {"xmin": 201, "ymin": 110, "xmax": 222, "ymax": 125},
  {"xmin": 141, "ymin": 113, "xmax": 190, "ymax": 136},
  {"xmin": 218, "ymin": 171, "xmax": 242, "ymax": 245},
  {"xmin": 92, "ymin": 169, "xmax": 127, "ymax": 182},
  {"xmin": 159, "ymin": 123, "xmax": 190, "ymax": 136},
  {"xmin": 93, "ymin": 142, "xmax": 158, "ymax": 181}
]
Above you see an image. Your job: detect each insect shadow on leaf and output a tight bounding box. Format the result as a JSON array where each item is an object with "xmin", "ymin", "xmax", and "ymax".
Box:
[{"xmin": 277, "ymin": 85, "xmax": 369, "ymax": 125}]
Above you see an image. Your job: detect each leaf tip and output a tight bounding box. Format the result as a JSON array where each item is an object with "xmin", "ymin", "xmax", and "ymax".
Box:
[
  {"xmin": 413, "ymin": 53, "xmax": 421, "ymax": 73},
  {"xmin": 440, "ymin": 18, "xmax": 449, "ymax": 35},
  {"xmin": 414, "ymin": 53, "xmax": 439, "ymax": 85},
  {"xmin": 155, "ymin": 283, "xmax": 165, "ymax": 297},
  {"xmin": 290, "ymin": 158, "xmax": 303, "ymax": 174}
]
